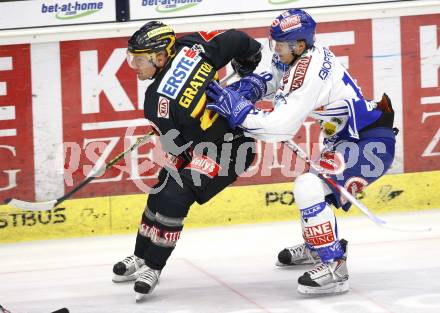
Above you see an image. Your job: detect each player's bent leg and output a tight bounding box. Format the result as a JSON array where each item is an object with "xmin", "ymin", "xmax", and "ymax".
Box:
[
  {"xmin": 133, "ymin": 181, "xmax": 194, "ymax": 301},
  {"xmin": 134, "ymin": 213, "xmax": 185, "ymax": 300},
  {"xmin": 112, "ymin": 205, "xmax": 157, "ymax": 282},
  {"xmin": 112, "ymin": 178, "xmax": 166, "ymax": 284},
  {"xmin": 133, "ymin": 211, "xmax": 184, "ymax": 300},
  {"xmin": 293, "ymin": 173, "xmax": 349, "ymax": 295},
  {"xmin": 276, "ymin": 172, "xmax": 329, "ymax": 267}
]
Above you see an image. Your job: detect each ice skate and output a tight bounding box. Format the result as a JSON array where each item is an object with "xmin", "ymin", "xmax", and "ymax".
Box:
[
  {"xmin": 297, "ymin": 239, "xmax": 349, "ymax": 295},
  {"xmin": 134, "ymin": 265, "xmax": 161, "ymax": 302},
  {"xmin": 276, "ymin": 242, "xmax": 320, "ymax": 267},
  {"xmin": 112, "ymin": 255, "xmax": 145, "ymax": 282}
]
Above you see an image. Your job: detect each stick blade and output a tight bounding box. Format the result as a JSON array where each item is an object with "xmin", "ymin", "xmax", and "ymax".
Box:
[
  {"xmin": 4, "ymin": 198, "xmax": 57, "ymax": 211},
  {"xmin": 381, "ymin": 221, "xmax": 432, "ymax": 233},
  {"xmin": 51, "ymin": 308, "xmax": 69, "ymax": 313}
]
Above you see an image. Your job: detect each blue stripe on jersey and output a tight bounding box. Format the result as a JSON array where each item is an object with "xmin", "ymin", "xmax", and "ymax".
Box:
[
  {"xmin": 346, "ymin": 99, "xmax": 359, "ymax": 138},
  {"xmin": 324, "ymin": 106, "xmax": 348, "ymax": 111},
  {"xmin": 314, "ymin": 111, "xmax": 348, "ymax": 117}
]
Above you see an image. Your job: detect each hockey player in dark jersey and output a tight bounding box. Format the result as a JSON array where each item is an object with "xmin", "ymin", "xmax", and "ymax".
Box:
[{"xmin": 112, "ymin": 21, "xmax": 262, "ymax": 301}]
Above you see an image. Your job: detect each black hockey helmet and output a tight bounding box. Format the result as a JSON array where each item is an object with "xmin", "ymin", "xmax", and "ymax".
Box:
[{"xmin": 128, "ymin": 21, "xmax": 176, "ymax": 58}]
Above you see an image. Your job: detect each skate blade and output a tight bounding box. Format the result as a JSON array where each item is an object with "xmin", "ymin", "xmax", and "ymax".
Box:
[
  {"xmin": 275, "ymin": 261, "xmax": 293, "ymax": 267},
  {"xmin": 297, "ymin": 280, "xmax": 349, "ymax": 296},
  {"xmin": 112, "ymin": 273, "xmax": 138, "ymax": 283},
  {"xmin": 135, "ymin": 292, "xmax": 145, "ymax": 302},
  {"xmin": 275, "ymin": 260, "xmax": 316, "ymax": 267}
]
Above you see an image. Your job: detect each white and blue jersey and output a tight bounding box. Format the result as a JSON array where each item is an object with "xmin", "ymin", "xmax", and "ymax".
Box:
[
  {"xmin": 242, "ymin": 44, "xmax": 382, "ymax": 143},
  {"xmin": 239, "ymin": 43, "xmax": 397, "ymax": 264},
  {"xmin": 242, "ymin": 44, "xmax": 396, "ymax": 211}
]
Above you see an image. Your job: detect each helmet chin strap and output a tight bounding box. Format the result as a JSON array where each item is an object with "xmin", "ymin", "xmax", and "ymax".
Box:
[
  {"xmin": 289, "ymin": 44, "xmax": 309, "ymax": 65},
  {"xmin": 289, "ymin": 53, "xmax": 298, "ymax": 65},
  {"xmin": 288, "ymin": 50, "xmax": 302, "ymax": 65}
]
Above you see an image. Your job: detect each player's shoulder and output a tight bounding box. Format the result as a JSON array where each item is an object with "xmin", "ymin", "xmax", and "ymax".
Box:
[
  {"xmin": 175, "ymin": 33, "xmax": 207, "ymax": 50},
  {"xmin": 177, "ymin": 30, "xmax": 227, "ymax": 46},
  {"xmin": 306, "ymin": 45, "xmax": 335, "ymax": 60},
  {"xmin": 305, "ymin": 45, "xmax": 340, "ymax": 80}
]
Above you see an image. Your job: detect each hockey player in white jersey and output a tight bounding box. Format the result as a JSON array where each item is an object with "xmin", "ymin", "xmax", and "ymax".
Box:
[{"xmin": 206, "ymin": 9, "xmax": 396, "ymax": 295}]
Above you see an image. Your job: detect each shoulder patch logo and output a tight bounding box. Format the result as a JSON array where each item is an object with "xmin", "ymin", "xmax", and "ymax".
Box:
[
  {"xmin": 199, "ymin": 30, "xmax": 225, "ymax": 42},
  {"xmin": 158, "ymin": 47, "xmax": 202, "ymax": 99},
  {"xmin": 157, "ymin": 96, "xmax": 170, "ymax": 119}
]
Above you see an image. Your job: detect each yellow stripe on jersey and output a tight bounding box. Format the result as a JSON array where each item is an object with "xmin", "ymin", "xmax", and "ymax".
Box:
[
  {"xmin": 191, "ymin": 93, "xmax": 206, "ymax": 118},
  {"xmin": 190, "ymin": 71, "xmax": 219, "ymax": 119},
  {"xmin": 200, "ymin": 109, "xmax": 219, "ymax": 130}
]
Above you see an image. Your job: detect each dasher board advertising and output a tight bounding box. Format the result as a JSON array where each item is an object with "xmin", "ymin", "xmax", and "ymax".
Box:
[
  {"xmin": 1, "ymin": 14, "xmax": 439, "ymax": 203},
  {"xmin": 0, "ymin": 0, "xmax": 115, "ymax": 30},
  {"xmin": 129, "ymin": 0, "xmax": 405, "ymax": 20}
]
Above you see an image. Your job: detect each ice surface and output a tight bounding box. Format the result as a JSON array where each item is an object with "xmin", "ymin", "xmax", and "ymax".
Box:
[{"xmin": 1, "ymin": 210, "xmax": 439, "ymax": 313}]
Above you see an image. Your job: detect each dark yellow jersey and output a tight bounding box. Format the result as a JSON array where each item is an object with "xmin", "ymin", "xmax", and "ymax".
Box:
[{"xmin": 143, "ymin": 30, "xmax": 261, "ymax": 150}]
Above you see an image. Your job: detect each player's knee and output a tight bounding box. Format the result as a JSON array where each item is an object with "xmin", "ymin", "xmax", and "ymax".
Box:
[
  {"xmin": 147, "ymin": 181, "xmax": 194, "ymax": 217},
  {"xmin": 294, "ymin": 173, "xmax": 326, "ymax": 209},
  {"xmin": 148, "ymin": 196, "xmax": 189, "ymax": 220}
]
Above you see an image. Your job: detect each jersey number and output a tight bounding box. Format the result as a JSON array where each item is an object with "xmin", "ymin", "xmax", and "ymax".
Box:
[{"xmin": 342, "ymin": 72, "xmax": 362, "ymax": 99}]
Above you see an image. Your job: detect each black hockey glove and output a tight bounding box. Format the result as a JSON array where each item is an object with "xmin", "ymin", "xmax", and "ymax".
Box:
[{"xmin": 231, "ymin": 51, "xmax": 262, "ymax": 77}]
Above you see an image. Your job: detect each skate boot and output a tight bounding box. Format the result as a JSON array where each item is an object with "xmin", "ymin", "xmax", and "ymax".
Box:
[
  {"xmin": 276, "ymin": 242, "xmax": 320, "ymax": 267},
  {"xmin": 297, "ymin": 239, "xmax": 349, "ymax": 295},
  {"xmin": 112, "ymin": 255, "xmax": 145, "ymax": 282},
  {"xmin": 134, "ymin": 265, "xmax": 161, "ymax": 302}
]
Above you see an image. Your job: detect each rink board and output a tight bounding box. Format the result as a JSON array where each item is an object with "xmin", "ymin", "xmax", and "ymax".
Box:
[
  {"xmin": 2, "ymin": 13, "xmax": 440, "ymax": 204},
  {"xmin": 0, "ymin": 170, "xmax": 439, "ymax": 243}
]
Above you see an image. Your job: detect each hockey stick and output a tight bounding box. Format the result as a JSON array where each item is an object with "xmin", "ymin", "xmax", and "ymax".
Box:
[
  {"xmin": 284, "ymin": 140, "xmax": 432, "ymax": 233},
  {"xmin": 51, "ymin": 309, "xmax": 69, "ymax": 313},
  {"xmin": 4, "ymin": 131, "xmax": 156, "ymax": 211}
]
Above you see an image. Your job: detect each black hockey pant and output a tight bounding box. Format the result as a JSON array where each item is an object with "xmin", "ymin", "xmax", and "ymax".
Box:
[{"xmin": 134, "ymin": 136, "xmax": 256, "ymax": 270}]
